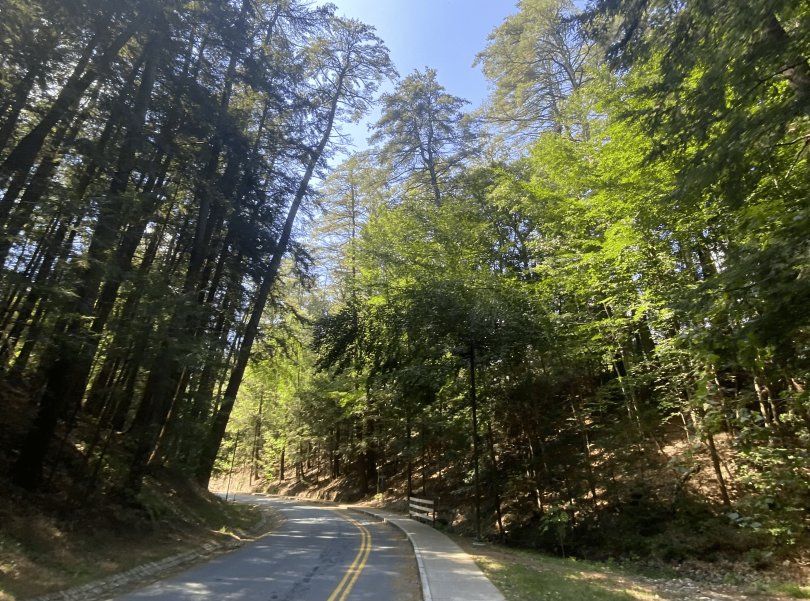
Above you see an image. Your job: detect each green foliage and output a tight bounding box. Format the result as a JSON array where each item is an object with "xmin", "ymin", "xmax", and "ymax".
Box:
[
  {"xmin": 0, "ymin": 0, "xmax": 396, "ymax": 497},
  {"xmin": 771, "ymin": 582, "xmax": 810, "ymax": 599},
  {"xmin": 370, "ymin": 68, "xmax": 479, "ymax": 202},
  {"xmin": 135, "ymin": 488, "xmax": 168, "ymax": 522},
  {"xmin": 5, "ymin": 0, "xmax": 808, "ymax": 568},
  {"xmin": 475, "ymin": 0, "xmax": 597, "ymax": 143},
  {"xmin": 540, "ymin": 505, "xmax": 571, "ymax": 554},
  {"xmin": 295, "ymin": 0, "xmax": 810, "ymax": 562}
]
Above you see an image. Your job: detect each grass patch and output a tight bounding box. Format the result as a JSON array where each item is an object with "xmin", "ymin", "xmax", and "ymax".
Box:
[
  {"xmin": 768, "ymin": 583, "xmax": 810, "ymax": 599},
  {"xmin": 501, "ymin": 548, "xmax": 677, "ymax": 581},
  {"xmin": 477, "ymin": 557, "xmax": 640, "ymax": 601},
  {"xmin": 451, "ymin": 534, "xmax": 809, "ymax": 601},
  {"xmin": 450, "ymin": 535, "xmax": 663, "ymax": 601}
]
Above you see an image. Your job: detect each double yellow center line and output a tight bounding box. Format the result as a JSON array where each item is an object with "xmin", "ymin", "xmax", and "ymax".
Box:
[{"xmin": 327, "ymin": 511, "xmax": 372, "ymax": 601}]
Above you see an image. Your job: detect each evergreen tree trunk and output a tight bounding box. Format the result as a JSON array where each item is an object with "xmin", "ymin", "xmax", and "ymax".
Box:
[
  {"xmin": 194, "ymin": 69, "xmax": 346, "ymax": 487},
  {"xmin": 0, "ymin": 63, "xmax": 43, "ymax": 153},
  {"xmin": 0, "ymin": 25, "xmax": 133, "ymax": 199},
  {"xmin": 11, "ymin": 37, "xmax": 158, "ymax": 491}
]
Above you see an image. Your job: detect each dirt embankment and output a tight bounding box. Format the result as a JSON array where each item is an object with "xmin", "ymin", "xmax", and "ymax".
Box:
[{"xmin": 0, "ymin": 470, "xmax": 268, "ymax": 601}]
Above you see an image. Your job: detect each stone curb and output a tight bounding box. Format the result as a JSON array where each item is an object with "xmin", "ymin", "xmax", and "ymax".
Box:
[
  {"xmin": 263, "ymin": 494, "xmax": 432, "ymax": 601},
  {"xmin": 24, "ymin": 507, "xmax": 273, "ymax": 601}
]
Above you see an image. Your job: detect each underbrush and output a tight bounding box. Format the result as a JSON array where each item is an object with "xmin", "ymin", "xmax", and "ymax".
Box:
[
  {"xmin": 504, "ymin": 495, "xmax": 768, "ymax": 563},
  {"xmin": 0, "ymin": 466, "xmax": 261, "ymax": 600},
  {"xmin": 457, "ymin": 534, "xmax": 810, "ymax": 601}
]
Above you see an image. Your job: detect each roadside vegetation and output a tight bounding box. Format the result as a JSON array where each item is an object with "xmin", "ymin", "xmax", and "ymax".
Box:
[
  {"xmin": 216, "ymin": 0, "xmax": 810, "ymax": 579},
  {"xmin": 453, "ymin": 535, "xmax": 810, "ymax": 601},
  {"xmin": 0, "ymin": 468, "xmax": 264, "ymax": 600}
]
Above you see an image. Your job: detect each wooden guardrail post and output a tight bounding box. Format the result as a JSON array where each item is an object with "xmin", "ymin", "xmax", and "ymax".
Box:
[{"xmin": 409, "ymin": 496, "xmax": 435, "ymax": 525}]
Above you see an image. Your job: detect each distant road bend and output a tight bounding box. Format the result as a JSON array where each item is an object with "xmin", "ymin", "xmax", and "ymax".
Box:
[{"xmin": 115, "ymin": 496, "xmax": 421, "ymax": 601}]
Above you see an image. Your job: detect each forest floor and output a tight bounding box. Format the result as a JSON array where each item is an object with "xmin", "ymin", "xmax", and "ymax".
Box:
[
  {"xmin": 0, "ymin": 470, "xmax": 269, "ymax": 601},
  {"xmin": 451, "ymin": 534, "xmax": 810, "ymax": 601}
]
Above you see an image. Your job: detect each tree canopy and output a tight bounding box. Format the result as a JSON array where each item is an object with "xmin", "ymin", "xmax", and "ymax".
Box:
[{"xmin": 3, "ymin": 0, "xmax": 810, "ymax": 562}]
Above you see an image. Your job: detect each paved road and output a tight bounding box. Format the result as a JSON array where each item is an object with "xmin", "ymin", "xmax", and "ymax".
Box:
[{"xmin": 113, "ymin": 496, "xmax": 421, "ymax": 601}]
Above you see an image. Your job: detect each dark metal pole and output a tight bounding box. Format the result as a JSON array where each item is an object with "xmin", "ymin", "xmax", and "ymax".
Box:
[
  {"xmin": 406, "ymin": 405, "xmax": 412, "ymax": 500},
  {"xmin": 470, "ymin": 341, "xmax": 482, "ymax": 543},
  {"xmin": 225, "ymin": 430, "xmax": 240, "ymax": 502}
]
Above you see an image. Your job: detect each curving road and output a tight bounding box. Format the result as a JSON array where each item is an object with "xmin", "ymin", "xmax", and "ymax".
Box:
[{"xmin": 114, "ymin": 496, "xmax": 421, "ymax": 601}]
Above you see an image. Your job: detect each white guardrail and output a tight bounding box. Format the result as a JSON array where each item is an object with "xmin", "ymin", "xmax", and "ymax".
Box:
[{"xmin": 409, "ymin": 496, "xmax": 435, "ymax": 525}]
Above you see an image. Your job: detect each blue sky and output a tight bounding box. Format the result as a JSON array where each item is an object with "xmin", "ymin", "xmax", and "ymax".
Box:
[{"xmin": 319, "ymin": 0, "xmax": 519, "ymax": 150}]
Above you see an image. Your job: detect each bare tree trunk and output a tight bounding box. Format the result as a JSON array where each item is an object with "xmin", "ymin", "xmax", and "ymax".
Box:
[{"xmin": 706, "ymin": 430, "xmax": 731, "ymax": 506}]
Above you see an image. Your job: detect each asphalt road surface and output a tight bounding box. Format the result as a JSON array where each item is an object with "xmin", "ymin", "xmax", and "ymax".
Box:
[{"xmin": 114, "ymin": 496, "xmax": 421, "ymax": 601}]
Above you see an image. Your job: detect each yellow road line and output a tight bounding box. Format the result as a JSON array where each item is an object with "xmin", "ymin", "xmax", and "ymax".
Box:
[
  {"xmin": 339, "ymin": 521, "xmax": 371, "ymax": 601},
  {"xmin": 328, "ymin": 511, "xmax": 372, "ymax": 601}
]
